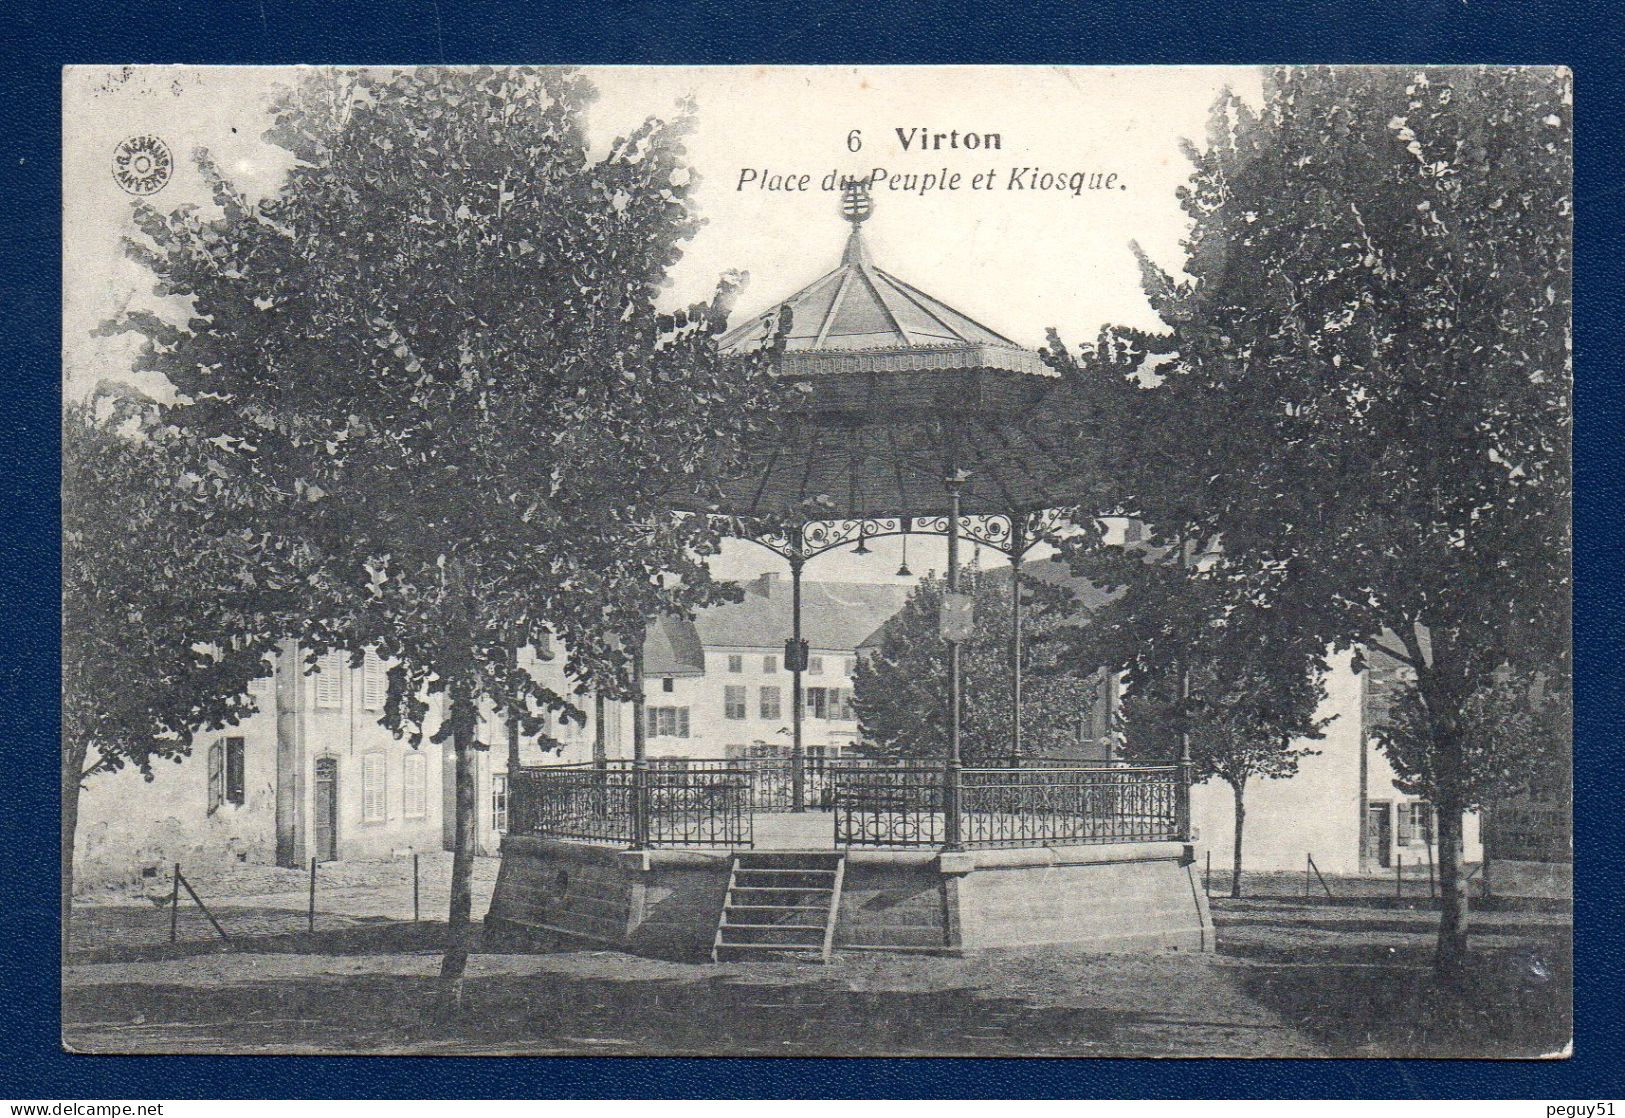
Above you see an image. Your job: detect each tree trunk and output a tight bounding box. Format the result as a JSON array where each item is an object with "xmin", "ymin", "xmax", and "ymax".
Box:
[
  {"xmin": 1434, "ymin": 752, "xmax": 1470, "ymax": 984},
  {"xmin": 1230, "ymin": 778, "xmax": 1246, "ymax": 899},
  {"xmin": 61, "ymin": 734, "xmax": 90, "ymax": 960},
  {"xmin": 434, "ymin": 688, "xmax": 480, "ymax": 1020},
  {"xmin": 1405, "ymin": 623, "xmax": 1472, "ymax": 983}
]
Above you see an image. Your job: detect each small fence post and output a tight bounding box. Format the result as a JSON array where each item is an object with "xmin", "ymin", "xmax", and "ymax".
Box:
[
  {"xmin": 169, "ymin": 862, "xmax": 181, "ymax": 943},
  {"xmin": 308, "ymin": 856, "xmax": 317, "ymax": 933},
  {"xmin": 412, "ymin": 852, "xmax": 420, "ymax": 923},
  {"xmin": 1395, "ymin": 855, "xmax": 1403, "ymax": 898},
  {"xmin": 1305, "ymin": 854, "xmax": 1311, "ymax": 899}
]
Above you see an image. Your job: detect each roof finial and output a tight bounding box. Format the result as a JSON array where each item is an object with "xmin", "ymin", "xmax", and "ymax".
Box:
[{"xmin": 840, "ymin": 175, "xmax": 873, "ymax": 227}]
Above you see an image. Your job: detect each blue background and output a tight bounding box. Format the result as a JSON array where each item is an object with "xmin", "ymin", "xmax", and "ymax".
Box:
[{"xmin": 4, "ymin": 0, "xmax": 1619, "ymax": 1099}]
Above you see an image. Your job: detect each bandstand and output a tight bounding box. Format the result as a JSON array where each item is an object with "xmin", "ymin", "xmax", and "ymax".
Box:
[{"xmin": 486, "ymin": 182, "xmax": 1213, "ymax": 961}]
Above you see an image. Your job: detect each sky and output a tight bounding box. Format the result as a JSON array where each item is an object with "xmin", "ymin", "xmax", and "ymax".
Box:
[{"xmin": 62, "ymin": 64, "xmax": 1263, "ymax": 585}]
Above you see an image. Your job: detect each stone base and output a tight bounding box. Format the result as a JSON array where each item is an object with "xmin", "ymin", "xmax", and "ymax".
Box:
[{"xmin": 486, "ymin": 835, "xmax": 1213, "ymax": 960}]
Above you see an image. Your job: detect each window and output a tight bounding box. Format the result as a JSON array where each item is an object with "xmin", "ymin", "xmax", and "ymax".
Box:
[
  {"xmin": 724, "ymin": 685, "xmax": 747, "ymax": 720},
  {"xmin": 727, "ymin": 654, "xmax": 743, "ymax": 673},
  {"xmin": 224, "ymin": 737, "xmax": 245, "ymax": 806},
  {"xmin": 361, "ymin": 752, "xmax": 387, "ymax": 823},
  {"xmin": 808, "ymin": 656, "xmax": 824, "ymax": 676},
  {"xmin": 759, "ymin": 685, "xmax": 782, "ymax": 720},
  {"xmin": 845, "ymin": 657, "xmax": 856, "ymax": 677},
  {"xmin": 491, "ymin": 773, "xmax": 508, "ymax": 834},
  {"xmin": 806, "ymin": 744, "xmax": 842, "ymax": 768},
  {"xmin": 316, "ymin": 651, "xmax": 345, "ymax": 708},
  {"xmin": 206, "ymin": 742, "xmax": 225, "ymax": 814},
  {"xmin": 362, "ymin": 650, "xmax": 386, "ymax": 711},
  {"xmin": 807, "ymin": 687, "xmax": 852, "ymax": 721},
  {"xmin": 748, "ymin": 742, "xmax": 790, "ymax": 760},
  {"xmin": 646, "ymin": 706, "xmax": 690, "ymax": 738},
  {"xmin": 835, "ymin": 688, "xmax": 855, "ymax": 721},
  {"xmin": 1397, "ymin": 801, "xmax": 1435, "ymax": 847},
  {"xmin": 661, "ymin": 677, "xmax": 675, "ymax": 693},
  {"xmin": 1402, "ymin": 800, "xmax": 1434, "ymax": 846},
  {"xmin": 403, "ymin": 751, "xmax": 427, "ymax": 818},
  {"xmin": 762, "ymin": 655, "xmax": 778, "ymax": 674}
]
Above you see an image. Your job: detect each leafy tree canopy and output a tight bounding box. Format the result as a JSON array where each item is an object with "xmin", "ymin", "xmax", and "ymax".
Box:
[
  {"xmin": 852, "ymin": 567, "xmax": 1101, "ymax": 765},
  {"xmin": 102, "ymin": 66, "xmax": 786, "ymax": 740}
]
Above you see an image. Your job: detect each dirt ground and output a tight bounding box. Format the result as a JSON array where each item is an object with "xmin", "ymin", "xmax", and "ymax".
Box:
[{"xmin": 62, "ymin": 857, "xmax": 1572, "ymax": 1058}]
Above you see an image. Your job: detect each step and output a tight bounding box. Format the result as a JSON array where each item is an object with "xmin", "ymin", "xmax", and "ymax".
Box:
[
  {"xmin": 734, "ymin": 855, "xmax": 843, "ymax": 868},
  {"xmin": 713, "ymin": 852, "xmax": 847, "ymax": 964},
  {"xmin": 720, "ymin": 927, "xmax": 827, "ymax": 943},
  {"xmin": 714, "ymin": 943, "xmax": 826, "ymax": 961},
  {"xmin": 728, "ymin": 885, "xmax": 834, "ymax": 895},
  {"xmin": 724, "ymin": 905, "xmax": 828, "ymax": 918}
]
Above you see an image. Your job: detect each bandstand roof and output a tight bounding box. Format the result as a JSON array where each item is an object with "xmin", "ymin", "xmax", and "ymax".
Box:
[{"xmin": 690, "ymin": 185, "xmax": 1096, "ymax": 524}]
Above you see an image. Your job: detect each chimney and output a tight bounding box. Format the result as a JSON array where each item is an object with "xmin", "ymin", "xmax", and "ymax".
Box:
[{"xmin": 755, "ymin": 571, "xmax": 779, "ymax": 597}]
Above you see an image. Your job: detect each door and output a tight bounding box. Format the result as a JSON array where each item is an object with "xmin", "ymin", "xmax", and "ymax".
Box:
[
  {"xmin": 314, "ymin": 756, "xmax": 339, "ymax": 862},
  {"xmin": 1366, "ymin": 801, "xmax": 1392, "ymax": 869}
]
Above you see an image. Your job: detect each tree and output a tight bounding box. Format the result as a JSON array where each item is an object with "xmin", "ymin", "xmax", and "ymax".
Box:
[
  {"xmin": 1046, "ymin": 67, "xmax": 1571, "ymax": 976},
  {"xmin": 1374, "ymin": 665, "xmax": 1571, "ymax": 832},
  {"xmin": 61, "ymin": 386, "xmax": 286, "ymax": 956},
  {"xmin": 1057, "ymin": 530, "xmax": 1329, "ymax": 898},
  {"xmin": 852, "ymin": 568, "xmax": 1099, "ymax": 764},
  {"xmin": 102, "ymin": 67, "xmax": 784, "ymax": 1015}
]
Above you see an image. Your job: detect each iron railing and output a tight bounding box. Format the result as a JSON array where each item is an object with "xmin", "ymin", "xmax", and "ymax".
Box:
[
  {"xmin": 832, "ymin": 766, "xmax": 949, "ymax": 846},
  {"xmin": 957, "ymin": 765, "xmax": 1181, "ymax": 847},
  {"xmin": 752, "ymin": 757, "xmax": 891, "ymax": 811},
  {"xmin": 646, "ymin": 762, "xmax": 753, "ymax": 847},
  {"xmin": 508, "ymin": 765, "xmax": 638, "ymax": 845},
  {"xmin": 508, "ymin": 761, "xmax": 752, "ymax": 848},
  {"xmin": 511, "ymin": 759, "xmax": 1185, "ymax": 851}
]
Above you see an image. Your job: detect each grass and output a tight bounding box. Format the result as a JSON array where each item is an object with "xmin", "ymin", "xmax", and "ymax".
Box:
[{"xmin": 62, "ymin": 885, "xmax": 1571, "ymax": 1057}]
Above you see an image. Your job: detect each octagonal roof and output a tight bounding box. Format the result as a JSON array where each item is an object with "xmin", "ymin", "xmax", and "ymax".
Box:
[{"xmin": 719, "ymin": 190, "xmax": 1049, "ymax": 378}]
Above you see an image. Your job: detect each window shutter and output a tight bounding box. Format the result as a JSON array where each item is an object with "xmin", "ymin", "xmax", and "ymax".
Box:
[
  {"xmin": 225, "ymin": 737, "xmax": 245, "ymax": 805},
  {"xmin": 403, "ymin": 752, "xmax": 426, "ymax": 818},
  {"xmin": 362, "ymin": 753, "xmax": 386, "ymax": 822},
  {"xmin": 316, "ymin": 651, "xmax": 345, "ymax": 708},
  {"xmin": 1396, "ymin": 802, "xmax": 1412, "ymax": 846},
  {"xmin": 207, "ymin": 743, "xmax": 224, "ymax": 813},
  {"xmin": 363, "ymin": 651, "xmax": 386, "ymax": 711},
  {"xmin": 677, "ymin": 708, "xmax": 690, "ymax": 738}
]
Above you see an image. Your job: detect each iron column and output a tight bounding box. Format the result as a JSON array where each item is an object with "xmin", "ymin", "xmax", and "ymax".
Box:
[
  {"xmin": 1008, "ymin": 514, "xmax": 1026, "ymax": 768},
  {"xmin": 593, "ymin": 691, "xmax": 607, "ymax": 770},
  {"xmin": 790, "ymin": 545, "xmax": 806, "ymax": 812},
  {"xmin": 630, "ymin": 622, "xmax": 649, "ymax": 850},
  {"xmin": 944, "ymin": 474, "xmax": 965, "ymax": 850}
]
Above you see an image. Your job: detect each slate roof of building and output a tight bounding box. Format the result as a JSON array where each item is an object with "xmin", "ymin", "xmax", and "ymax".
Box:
[
  {"xmin": 855, "ymin": 557, "xmax": 1119, "ymax": 652},
  {"xmin": 641, "ymin": 573, "xmax": 915, "ymax": 675}
]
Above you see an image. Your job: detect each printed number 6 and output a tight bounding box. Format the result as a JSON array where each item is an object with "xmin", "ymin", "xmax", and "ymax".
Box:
[{"xmin": 847, "ymin": 129, "xmax": 862, "ymax": 152}]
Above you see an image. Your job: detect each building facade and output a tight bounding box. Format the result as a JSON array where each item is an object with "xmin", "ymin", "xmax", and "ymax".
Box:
[
  {"xmin": 75, "ymin": 574, "xmax": 1488, "ymax": 888},
  {"xmin": 1188, "ymin": 647, "xmax": 1484, "ymax": 876}
]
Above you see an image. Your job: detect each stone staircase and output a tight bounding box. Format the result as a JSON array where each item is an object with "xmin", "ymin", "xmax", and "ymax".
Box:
[{"xmin": 712, "ymin": 851, "xmax": 846, "ymax": 963}]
